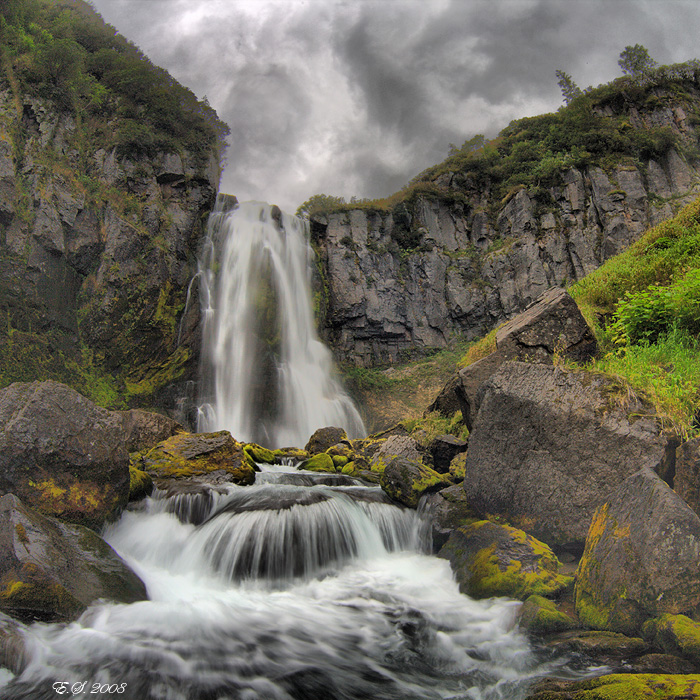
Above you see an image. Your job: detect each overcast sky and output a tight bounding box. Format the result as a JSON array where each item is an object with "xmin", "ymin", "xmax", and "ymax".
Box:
[{"xmin": 88, "ymin": 0, "xmax": 700, "ymax": 213}]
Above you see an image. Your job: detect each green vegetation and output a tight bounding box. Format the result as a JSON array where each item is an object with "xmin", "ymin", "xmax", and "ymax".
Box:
[
  {"xmin": 570, "ymin": 195, "xmax": 700, "ymax": 438},
  {"xmin": 0, "ymin": 0, "xmax": 229, "ymax": 164}
]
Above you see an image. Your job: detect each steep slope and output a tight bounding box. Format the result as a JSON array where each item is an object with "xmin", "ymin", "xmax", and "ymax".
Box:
[
  {"xmin": 0, "ymin": 0, "xmax": 228, "ymax": 420},
  {"xmin": 311, "ymin": 62, "xmax": 700, "ymax": 367}
]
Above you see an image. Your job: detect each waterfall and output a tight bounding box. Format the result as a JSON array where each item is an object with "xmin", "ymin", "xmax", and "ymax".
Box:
[{"xmin": 197, "ymin": 198, "xmax": 365, "ymax": 447}]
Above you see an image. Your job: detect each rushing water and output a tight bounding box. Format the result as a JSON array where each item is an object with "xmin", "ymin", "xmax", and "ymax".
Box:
[
  {"xmin": 197, "ymin": 200, "xmax": 365, "ymax": 447},
  {"xmin": 0, "ymin": 466, "xmax": 569, "ymax": 699}
]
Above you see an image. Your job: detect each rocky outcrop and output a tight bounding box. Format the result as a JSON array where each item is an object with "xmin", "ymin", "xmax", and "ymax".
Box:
[
  {"xmin": 137, "ymin": 430, "xmax": 257, "ymax": 486},
  {"xmin": 0, "ymin": 494, "xmax": 147, "ymax": 623},
  {"xmin": 313, "ymin": 91, "xmax": 700, "ymax": 367},
  {"xmin": 432, "ymin": 287, "xmax": 596, "ymax": 428},
  {"xmin": 304, "ymin": 427, "xmax": 349, "ymax": 454},
  {"xmin": 0, "ymin": 85, "xmax": 220, "ymax": 420},
  {"xmin": 0, "ymin": 381, "xmax": 130, "ymax": 530},
  {"xmin": 463, "ymin": 362, "xmax": 674, "ymax": 553},
  {"xmin": 575, "ymin": 468, "xmax": 700, "ymax": 635},
  {"xmin": 437, "ymin": 520, "xmax": 571, "ymax": 600},
  {"xmin": 674, "ymin": 437, "xmax": 700, "ymax": 516}
]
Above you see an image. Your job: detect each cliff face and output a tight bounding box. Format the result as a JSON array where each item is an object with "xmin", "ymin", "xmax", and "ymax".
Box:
[
  {"xmin": 313, "ymin": 83, "xmax": 700, "ymax": 367},
  {"xmin": 0, "ymin": 87, "xmax": 219, "ymax": 418}
]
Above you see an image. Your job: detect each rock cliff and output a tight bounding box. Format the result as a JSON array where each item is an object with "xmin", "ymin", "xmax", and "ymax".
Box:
[
  {"xmin": 0, "ymin": 64, "xmax": 220, "ymax": 418},
  {"xmin": 312, "ymin": 75, "xmax": 700, "ymax": 366}
]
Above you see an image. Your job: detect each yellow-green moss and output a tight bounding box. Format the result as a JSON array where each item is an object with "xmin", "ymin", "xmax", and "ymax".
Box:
[
  {"xmin": 643, "ymin": 614, "xmax": 700, "ymax": 664},
  {"xmin": 128, "ymin": 462, "xmax": 153, "ymax": 502},
  {"xmin": 341, "ymin": 461, "xmax": 356, "ymax": 475},
  {"xmin": 244, "ymin": 443, "xmax": 277, "ymax": 464},
  {"xmin": 300, "ymin": 453, "xmax": 336, "ymax": 473},
  {"xmin": 528, "ymin": 674, "xmax": 700, "ymax": 699},
  {"xmin": 520, "ymin": 595, "xmax": 577, "ymax": 636},
  {"xmin": 272, "ymin": 447, "xmax": 310, "ymax": 462}
]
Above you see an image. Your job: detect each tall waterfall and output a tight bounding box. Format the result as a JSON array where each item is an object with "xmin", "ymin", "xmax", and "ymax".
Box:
[{"xmin": 197, "ymin": 199, "xmax": 365, "ymax": 447}]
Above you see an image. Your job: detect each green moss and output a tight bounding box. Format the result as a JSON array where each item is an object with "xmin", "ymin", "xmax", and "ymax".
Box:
[
  {"xmin": 527, "ymin": 674, "xmax": 700, "ymax": 699},
  {"xmin": 300, "ymin": 452, "xmax": 336, "ymax": 473},
  {"xmin": 272, "ymin": 447, "xmax": 309, "ymax": 463},
  {"xmin": 128, "ymin": 462, "xmax": 153, "ymax": 502},
  {"xmin": 244, "ymin": 443, "xmax": 277, "ymax": 464},
  {"xmin": 643, "ymin": 614, "xmax": 700, "ymax": 664},
  {"xmin": 520, "ymin": 595, "xmax": 577, "ymax": 636}
]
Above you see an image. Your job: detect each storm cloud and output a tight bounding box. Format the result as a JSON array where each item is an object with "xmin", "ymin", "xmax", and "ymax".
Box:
[{"xmin": 89, "ymin": 0, "xmax": 700, "ymax": 212}]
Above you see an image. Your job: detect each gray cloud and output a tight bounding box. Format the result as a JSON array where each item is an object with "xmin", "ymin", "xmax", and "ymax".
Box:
[{"xmin": 89, "ymin": 0, "xmax": 700, "ymax": 212}]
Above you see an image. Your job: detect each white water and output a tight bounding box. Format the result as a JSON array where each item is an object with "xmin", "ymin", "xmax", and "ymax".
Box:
[
  {"xmin": 0, "ymin": 467, "xmax": 565, "ymax": 699},
  {"xmin": 197, "ymin": 199, "xmax": 365, "ymax": 448}
]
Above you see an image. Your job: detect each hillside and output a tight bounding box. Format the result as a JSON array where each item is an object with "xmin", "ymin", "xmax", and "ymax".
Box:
[
  {"xmin": 0, "ymin": 0, "xmax": 228, "ymax": 420},
  {"xmin": 309, "ymin": 60, "xmax": 700, "ymax": 369}
]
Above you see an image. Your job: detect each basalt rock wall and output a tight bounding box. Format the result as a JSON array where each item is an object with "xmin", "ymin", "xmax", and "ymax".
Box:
[{"xmin": 312, "ymin": 94, "xmax": 700, "ymax": 367}]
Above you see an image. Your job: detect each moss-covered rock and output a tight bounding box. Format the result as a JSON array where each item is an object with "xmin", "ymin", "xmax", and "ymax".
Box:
[
  {"xmin": 448, "ymin": 452, "xmax": 467, "ymax": 483},
  {"xmin": 519, "ymin": 595, "xmax": 577, "ymax": 636},
  {"xmin": 525, "ymin": 674, "xmax": 700, "ymax": 699},
  {"xmin": 300, "ymin": 453, "xmax": 336, "ymax": 473},
  {"xmin": 304, "ymin": 427, "xmax": 348, "ymax": 454},
  {"xmin": 545, "ymin": 630, "xmax": 648, "ymax": 662},
  {"xmin": 379, "ymin": 456, "xmax": 450, "ymax": 508},
  {"xmin": 575, "ymin": 469, "xmax": 700, "ymax": 636},
  {"xmin": 128, "ymin": 462, "xmax": 153, "ymax": 502},
  {"xmin": 244, "ymin": 443, "xmax": 277, "ymax": 465},
  {"xmin": 140, "ymin": 431, "xmax": 256, "ymax": 485},
  {"xmin": 0, "ymin": 494, "xmax": 147, "ymax": 623},
  {"xmin": 438, "ymin": 520, "xmax": 572, "ymax": 600},
  {"xmin": 272, "ymin": 447, "xmax": 310, "ymax": 463},
  {"xmin": 643, "ymin": 614, "xmax": 700, "ymax": 665}
]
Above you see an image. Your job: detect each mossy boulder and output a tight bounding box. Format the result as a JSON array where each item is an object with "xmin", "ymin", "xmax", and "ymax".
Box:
[
  {"xmin": 575, "ymin": 469, "xmax": 700, "ymax": 635},
  {"xmin": 519, "ymin": 595, "xmax": 577, "ymax": 636},
  {"xmin": 139, "ymin": 431, "xmax": 256, "ymax": 485},
  {"xmin": 300, "ymin": 453, "xmax": 336, "ymax": 473},
  {"xmin": 0, "ymin": 381, "xmax": 130, "ymax": 530},
  {"xmin": 272, "ymin": 447, "xmax": 310, "ymax": 463},
  {"xmin": 438, "ymin": 520, "xmax": 572, "ymax": 600},
  {"xmin": 244, "ymin": 443, "xmax": 277, "ymax": 465},
  {"xmin": 448, "ymin": 452, "xmax": 467, "ymax": 483},
  {"xmin": 525, "ymin": 674, "xmax": 700, "ymax": 699},
  {"xmin": 0, "ymin": 494, "xmax": 147, "ymax": 623},
  {"xmin": 379, "ymin": 456, "xmax": 450, "ymax": 508},
  {"xmin": 128, "ymin": 462, "xmax": 153, "ymax": 502},
  {"xmin": 304, "ymin": 427, "xmax": 348, "ymax": 454},
  {"xmin": 643, "ymin": 614, "xmax": 700, "ymax": 666},
  {"xmin": 545, "ymin": 630, "xmax": 648, "ymax": 666}
]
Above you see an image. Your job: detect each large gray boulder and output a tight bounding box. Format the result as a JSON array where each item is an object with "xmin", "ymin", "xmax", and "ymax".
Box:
[
  {"xmin": 463, "ymin": 362, "xmax": 674, "ymax": 553},
  {"xmin": 118, "ymin": 409, "xmax": 184, "ymax": 453},
  {"xmin": 674, "ymin": 436, "xmax": 700, "ymax": 516},
  {"xmin": 575, "ymin": 468, "xmax": 700, "ymax": 635},
  {"xmin": 0, "ymin": 381, "xmax": 130, "ymax": 530},
  {"xmin": 0, "ymin": 494, "xmax": 147, "ymax": 623},
  {"xmin": 454, "ymin": 287, "xmax": 597, "ymax": 429}
]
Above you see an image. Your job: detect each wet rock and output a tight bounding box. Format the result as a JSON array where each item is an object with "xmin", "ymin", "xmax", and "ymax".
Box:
[
  {"xmin": 518, "ymin": 595, "xmax": 576, "ymax": 636},
  {"xmin": 304, "ymin": 427, "xmax": 348, "ymax": 454},
  {"xmin": 642, "ymin": 614, "xmax": 700, "ymax": 666},
  {"xmin": 300, "ymin": 453, "xmax": 336, "ymax": 473},
  {"xmin": 0, "ymin": 494, "xmax": 147, "ymax": 623},
  {"xmin": 139, "ymin": 431, "xmax": 256, "ymax": 485},
  {"xmin": 380, "ymin": 457, "xmax": 450, "ymax": 508},
  {"xmin": 437, "ymin": 520, "xmax": 571, "ymax": 600},
  {"xmin": 575, "ymin": 469, "xmax": 700, "ymax": 635},
  {"xmin": 524, "ymin": 674, "xmax": 700, "ymax": 700},
  {"xmin": 419, "ymin": 484, "xmax": 477, "ymax": 550},
  {"xmin": 243, "ymin": 443, "xmax": 277, "ymax": 465},
  {"xmin": 427, "ymin": 434, "xmax": 468, "ymax": 473},
  {"xmin": 464, "ymin": 362, "xmax": 674, "ymax": 553},
  {"xmin": 544, "ymin": 630, "xmax": 648, "ymax": 663},
  {"xmin": 118, "ymin": 409, "xmax": 184, "ymax": 453},
  {"xmin": 128, "ymin": 463, "xmax": 153, "ymax": 502},
  {"xmin": 0, "ymin": 381, "xmax": 130, "ymax": 530}
]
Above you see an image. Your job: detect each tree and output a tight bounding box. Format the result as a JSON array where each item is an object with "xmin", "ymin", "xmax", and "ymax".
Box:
[
  {"xmin": 618, "ymin": 44, "xmax": 657, "ymax": 76},
  {"xmin": 555, "ymin": 70, "xmax": 582, "ymax": 105}
]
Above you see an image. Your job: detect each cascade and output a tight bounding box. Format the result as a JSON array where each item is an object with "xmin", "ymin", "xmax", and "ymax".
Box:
[
  {"xmin": 197, "ymin": 199, "xmax": 365, "ymax": 447},
  {"xmin": 0, "ymin": 466, "xmax": 569, "ymax": 699}
]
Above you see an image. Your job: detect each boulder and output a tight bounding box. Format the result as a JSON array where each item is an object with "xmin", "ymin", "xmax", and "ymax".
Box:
[
  {"xmin": 575, "ymin": 468, "xmax": 700, "ymax": 635},
  {"xmin": 643, "ymin": 614, "xmax": 700, "ymax": 667},
  {"xmin": 0, "ymin": 494, "xmax": 147, "ymax": 623},
  {"xmin": 372, "ymin": 434, "xmax": 427, "ymax": 468},
  {"xmin": 674, "ymin": 436, "xmax": 700, "ymax": 516},
  {"xmin": 300, "ymin": 453, "xmax": 336, "ymax": 473},
  {"xmin": 138, "ymin": 431, "xmax": 256, "ymax": 485},
  {"xmin": 379, "ymin": 457, "xmax": 450, "ymax": 508},
  {"xmin": 304, "ymin": 427, "xmax": 348, "ymax": 454},
  {"xmin": 427, "ymin": 434, "xmax": 468, "ymax": 473},
  {"xmin": 0, "ymin": 381, "xmax": 130, "ymax": 529},
  {"xmin": 464, "ymin": 362, "xmax": 674, "ymax": 553},
  {"xmin": 518, "ymin": 595, "xmax": 576, "ymax": 636},
  {"xmin": 437, "ymin": 520, "xmax": 571, "ymax": 600},
  {"xmin": 419, "ymin": 484, "xmax": 477, "ymax": 550},
  {"xmin": 444, "ymin": 287, "xmax": 597, "ymax": 429},
  {"xmin": 118, "ymin": 409, "xmax": 183, "ymax": 453}
]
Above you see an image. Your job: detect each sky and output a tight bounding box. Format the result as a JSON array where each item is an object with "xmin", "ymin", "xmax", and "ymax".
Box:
[{"xmin": 88, "ymin": 0, "xmax": 700, "ymax": 214}]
